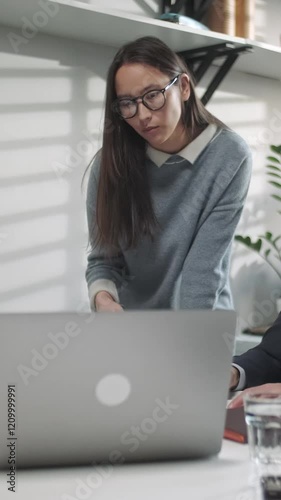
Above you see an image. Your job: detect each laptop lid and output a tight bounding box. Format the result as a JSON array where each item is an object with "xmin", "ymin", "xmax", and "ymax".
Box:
[{"xmin": 0, "ymin": 309, "xmax": 236, "ymax": 468}]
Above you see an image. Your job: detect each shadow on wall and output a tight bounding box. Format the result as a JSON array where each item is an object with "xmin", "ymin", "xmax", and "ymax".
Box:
[
  {"xmin": 0, "ymin": 24, "xmax": 115, "ymax": 312},
  {"xmin": 203, "ymin": 64, "xmax": 281, "ymax": 325}
]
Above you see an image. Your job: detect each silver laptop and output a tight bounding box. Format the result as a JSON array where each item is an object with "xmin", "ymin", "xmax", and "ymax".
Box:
[{"xmin": 0, "ymin": 309, "xmax": 236, "ymax": 468}]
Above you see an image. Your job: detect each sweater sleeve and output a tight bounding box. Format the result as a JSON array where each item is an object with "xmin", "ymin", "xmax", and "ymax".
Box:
[
  {"xmin": 179, "ymin": 154, "xmax": 252, "ymax": 310},
  {"xmin": 85, "ymin": 155, "xmax": 127, "ymax": 309},
  {"xmin": 232, "ymin": 313, "xmax": 281, "ymax": 387}
]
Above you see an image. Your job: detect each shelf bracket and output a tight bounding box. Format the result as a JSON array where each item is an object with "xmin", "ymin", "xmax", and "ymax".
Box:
[{"xmin": 178, "ymin": 43, "xmax": 253, "ymax": 104}]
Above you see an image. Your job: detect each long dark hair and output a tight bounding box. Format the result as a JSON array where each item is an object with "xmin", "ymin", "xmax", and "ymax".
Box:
[{"xmin": 87, "ymin": 36, "xmax": 223, "ymax": 254}]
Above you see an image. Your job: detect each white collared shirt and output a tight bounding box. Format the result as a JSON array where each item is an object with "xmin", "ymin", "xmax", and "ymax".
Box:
[{"xmin": 146, "ymin": 123, "xmax": 218, "ymax": 168}]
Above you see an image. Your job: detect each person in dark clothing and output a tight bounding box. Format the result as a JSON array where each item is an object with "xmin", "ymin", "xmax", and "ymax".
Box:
[{"xmin": 229, "ymin": 312, "xmax": 281, "ymax": 408}]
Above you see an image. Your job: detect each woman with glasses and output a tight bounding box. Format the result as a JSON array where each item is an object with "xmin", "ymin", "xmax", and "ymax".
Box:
[{"xmin": 85, "ymin": 36, "xmax": 252, "ymax": 312}]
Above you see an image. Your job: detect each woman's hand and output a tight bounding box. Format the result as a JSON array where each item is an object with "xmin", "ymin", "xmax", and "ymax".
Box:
[
  {"xmin": 95, "ymin": 291, "xmax": 124, "ymax": 312},
  {"xmin": 228, "ymin": 383, "xmax": 281, "ymax": 409}
]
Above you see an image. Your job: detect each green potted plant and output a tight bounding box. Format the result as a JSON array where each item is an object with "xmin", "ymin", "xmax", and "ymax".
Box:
[{"xmin": 235, "ymin": 145, "xmax": 281, "ymax": 311}]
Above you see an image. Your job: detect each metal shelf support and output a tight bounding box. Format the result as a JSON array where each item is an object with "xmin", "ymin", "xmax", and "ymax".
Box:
[
  {"xmin": 160, "ymin": 2, "xmax": 253, "ymax": 103},
  {"xmin": 177, "ymin": 43, "xmax": 253, "ymax": 104}
]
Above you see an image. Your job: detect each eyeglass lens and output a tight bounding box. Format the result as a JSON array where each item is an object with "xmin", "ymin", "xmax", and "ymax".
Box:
[{"xmin": 118, "ymin": 90, "xmax": 165, "ymax": 119}]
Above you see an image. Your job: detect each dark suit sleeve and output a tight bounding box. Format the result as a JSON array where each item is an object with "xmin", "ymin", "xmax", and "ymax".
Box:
[{"xmin": 233, "ymin": 313, "xmax": 281, "ymax": 388}]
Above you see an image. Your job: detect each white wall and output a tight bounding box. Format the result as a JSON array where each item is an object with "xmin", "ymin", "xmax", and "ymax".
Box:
[
  {"xmin": 0, "ymin": 1, "xmax": 281, "ymax": 326},
  {"xmin": 201, "ymin": 70, "xmax": 281, "ymax": 329},
  {"xmin": 254, "ymin": 0, "xmax": 281, "ymax": 46},
  {"xmin": 0, "ymin": 26, "xmax": 115, "ymax": 313}
]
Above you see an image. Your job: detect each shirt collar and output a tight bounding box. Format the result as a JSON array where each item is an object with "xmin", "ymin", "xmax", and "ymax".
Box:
[{"xmin": 146, "ymin": 123, "xmax": 218, "ymax": 168}]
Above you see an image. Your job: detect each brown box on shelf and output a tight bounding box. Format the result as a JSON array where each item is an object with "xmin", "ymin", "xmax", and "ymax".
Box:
[
  {"xmin": 235, "ymin": 0, "xmax": 255, "ymax": 39},
  {"xmin": 235, "ymin": 0, "xmax": 245, "ymax": 36},
  {"xmin": 207, "ymin": 0, "xmax": 236, "ymax": 36},
  {"xmin": 244, "ymin": 0, "xmax": 255, "ymax": 39},
  {"xmin": 206, "ymin": 0, "xmax": 255, "ymax": 39}
]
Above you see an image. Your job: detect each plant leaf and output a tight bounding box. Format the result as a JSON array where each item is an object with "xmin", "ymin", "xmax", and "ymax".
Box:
[
  {"xmin": 235, "ymin": 235, "xmax": 251, "ymax": 245},
  {"xmin": 265, "ymin": 232, "xmax": 273, "ymax": 241},
  {"xmin": 270, "ymin": 145, "xmax": 281, "ymax": 155},
  {"xmin": 264, "ymin": 249, "xmax": 271, "ymax": 258},
  {"xmin": 267, "ymin": 156, "xmax": 281, "ymax": 164},
  {"xmin": 266, "ymin": 164, "xmax": 281, "ymax": 172},
  {"xmin": 235, "ymin": 235, "xmax": 262, "ymax": 252},
  {"xmin": 267, "ymin": 172, "xmax": 281, "ymax": 179},
  {"xmin": 271, "ymin": 194, "xmax": 281, "ymax": 202},
  {"xmin": 273, "ymin": 235, "xmax": 281, "ymax": 244},
  {"xmin": 269, "ymin": 181, "xmax": 281, "ymax": 189},
  {"xmin": 252, "ymin": 238, "xmax": 262, "ymax": 251}
]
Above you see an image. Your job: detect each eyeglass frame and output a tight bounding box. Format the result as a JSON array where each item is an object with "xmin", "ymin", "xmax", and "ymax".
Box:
[{"xmin": 112, "ymin": 74, "xmax": 181, "ymax": 119}]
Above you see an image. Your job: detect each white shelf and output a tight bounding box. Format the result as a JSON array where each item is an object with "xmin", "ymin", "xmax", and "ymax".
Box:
[{"xmin": 1, "ymin": 0, "xmax": 281, "ymax": 80}]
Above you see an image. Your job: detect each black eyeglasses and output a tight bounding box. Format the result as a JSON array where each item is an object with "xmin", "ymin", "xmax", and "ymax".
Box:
[{"xmin": 113, "ymin": 75, "xmax": 180, "ymax": 119}]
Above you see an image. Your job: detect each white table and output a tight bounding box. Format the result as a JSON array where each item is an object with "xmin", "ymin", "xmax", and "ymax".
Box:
[{"xmin": 0, "ymin": 440, "xmax": 262, "ymax": 500}]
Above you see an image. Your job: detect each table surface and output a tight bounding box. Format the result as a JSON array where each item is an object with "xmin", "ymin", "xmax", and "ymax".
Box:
[{"xmin": 0, "ymin": 439, "xmax": 262, "ymax": 500}]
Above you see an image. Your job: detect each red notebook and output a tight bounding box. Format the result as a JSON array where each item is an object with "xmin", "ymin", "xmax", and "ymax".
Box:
[{"xmin": 224, "ymin": 406, "xmax": 248, "ymax": 444}]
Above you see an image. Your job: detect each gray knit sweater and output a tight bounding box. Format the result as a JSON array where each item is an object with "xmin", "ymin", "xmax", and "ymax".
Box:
[{"xmin": 86, "ymin": 125, "xmax": 252, "ymax": 310}]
